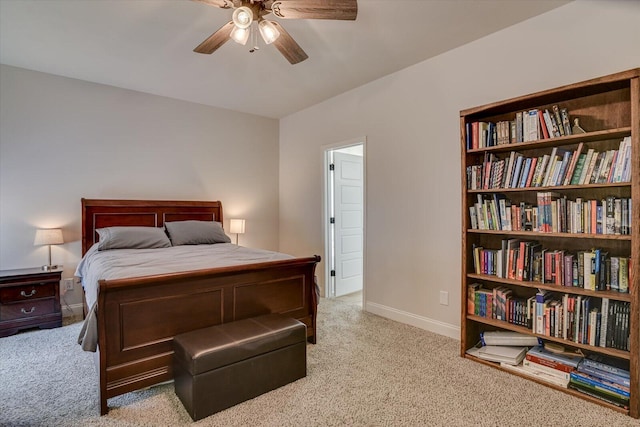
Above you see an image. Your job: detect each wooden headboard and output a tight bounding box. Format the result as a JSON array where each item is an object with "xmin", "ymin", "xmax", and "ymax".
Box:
[{"xmin": 81, "ymin": 199, "xmax": 224, "ymax": 255}]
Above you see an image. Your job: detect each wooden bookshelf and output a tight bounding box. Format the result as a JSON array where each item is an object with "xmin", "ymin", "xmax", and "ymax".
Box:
[{"xmin": 460, "ymin": 69, "xmax": 640, "ymax": 417}]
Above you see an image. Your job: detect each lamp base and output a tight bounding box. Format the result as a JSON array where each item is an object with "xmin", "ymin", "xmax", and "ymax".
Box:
[{"xmin": 42, "ymin": 265, "xmax": 59, "ymax": 271}]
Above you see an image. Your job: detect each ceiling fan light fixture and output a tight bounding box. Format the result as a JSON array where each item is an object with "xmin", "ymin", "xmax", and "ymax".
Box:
[
  {"xmin": 258, "ymin": 19, "xmax": 280, "ymax": 44},
  {"xmin": 230, "ymin": 25, "xmax": 250, "ymax": 45},
  {"xmin": 232, "ymin": 6, "xmax": 253, "ymax": 29}
]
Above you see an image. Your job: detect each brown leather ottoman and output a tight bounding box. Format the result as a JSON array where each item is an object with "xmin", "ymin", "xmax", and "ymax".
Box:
[{"xmin": 173, "ymin": 313, "xmax": 307, "ymax": 421}]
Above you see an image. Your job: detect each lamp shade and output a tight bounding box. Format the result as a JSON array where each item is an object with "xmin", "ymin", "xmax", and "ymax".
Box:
[
  {"xmin": 258, "ymin": 20, "xmax": 280, "ymax": 44},
  {"xmin": 232, "ymin": 6, "xmax": 253, "ymax": 29},
  {"xmin": 230, "ymin": 26, "xmax": 250, "ymax": 45},
  {"xmin": 34, "ymin": 229, "xmax": 64, "ymax": 246},
  {"xmin": 229, "ymin": 219, "xmax": 246, "ymax": 235}
]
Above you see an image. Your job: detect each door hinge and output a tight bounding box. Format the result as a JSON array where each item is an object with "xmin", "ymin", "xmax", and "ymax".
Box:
[
  {"xmin": 330, "ymin": 217, "xmax": 335, "ymax": 224},
  {"xmin": 329, "ymin": 163, "xmax": 335, "ymax": 171},
  {"xmin": 330, "ymin": 270, "xmax": 336, "ymax": 277}
]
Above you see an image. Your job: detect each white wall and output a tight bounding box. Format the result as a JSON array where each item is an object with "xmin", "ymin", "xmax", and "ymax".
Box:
[
  {"xmin": 0, "ymin": 65, "xmax": 280, "ymax": 311},
  {"xmin": 279, "ymin": 0, "xmax": 640, "ymax": 338}
]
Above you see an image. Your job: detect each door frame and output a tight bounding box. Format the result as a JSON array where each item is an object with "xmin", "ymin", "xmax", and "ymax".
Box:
[{"xmin": 322, "ymin": 137, "xmax": 367, "ymax": 303}]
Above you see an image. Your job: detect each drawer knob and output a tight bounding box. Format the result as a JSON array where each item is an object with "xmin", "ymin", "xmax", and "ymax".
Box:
[
  {"xmin": 21, "ymin": 307, "xmax": 36, "ymax": 314},
  {"xmin": 20, "ymin": 289, "xmax": 37, "ymax": 297}
]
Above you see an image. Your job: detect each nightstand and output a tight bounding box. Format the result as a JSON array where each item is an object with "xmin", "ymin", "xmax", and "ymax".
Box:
[{"xmin": 0, "ymin": 267, "xmax": 62, "ymax": 337}]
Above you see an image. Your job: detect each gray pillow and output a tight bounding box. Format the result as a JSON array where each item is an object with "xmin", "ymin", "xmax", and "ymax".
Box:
[
  {"xmin": 164, "ymin": 220, "xmax": 231, "ymax": 245},
  {"xmin": 96, "ymin": 226, "xmax": 171, "ymax": 251}
]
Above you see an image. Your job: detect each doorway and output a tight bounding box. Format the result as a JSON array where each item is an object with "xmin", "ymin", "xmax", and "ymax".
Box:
[{"xmin": 324, "ymin": 140, "xmax": 365, "ymax": 304}]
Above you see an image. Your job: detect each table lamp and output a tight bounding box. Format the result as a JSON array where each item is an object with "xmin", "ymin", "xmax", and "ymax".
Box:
[
  {"xmin": 34, "ymin": 228, "xmax": 64, "ymax": 271},
  {"xmin": 229, "ymin": 219, "xmax": 245, "ymax": 245}
]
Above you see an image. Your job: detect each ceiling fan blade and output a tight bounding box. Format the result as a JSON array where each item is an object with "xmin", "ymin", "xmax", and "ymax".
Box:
[
  {"xmin": 271, "ymin": 0, "xmax": 357, "ymax": 20},
  {"xmin": 191, "ymin": 0, "xmax": 240, "ymax": 8},
  {"xmin": 194, "ymin": 21, "xmax": 235, "ymax": 54},
  {"xmin": 271, "ymin": 22, "xmax": 308, "ymax": 64}
]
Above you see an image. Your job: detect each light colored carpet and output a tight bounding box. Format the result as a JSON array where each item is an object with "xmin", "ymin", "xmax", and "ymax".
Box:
[{"xmin": 1, "ymin": 297, "xmax": 639, "ymax": 427}]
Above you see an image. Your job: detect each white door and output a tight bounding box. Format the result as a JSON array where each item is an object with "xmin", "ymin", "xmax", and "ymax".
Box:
[{"xmin": 333, "ymin": 151, "xmax": 363, "ymax": 297}]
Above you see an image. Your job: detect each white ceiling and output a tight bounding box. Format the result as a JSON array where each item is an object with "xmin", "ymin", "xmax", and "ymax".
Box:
[{"xmin": 0, "ymin": 0, "xmax": 570, "ymax": 119}]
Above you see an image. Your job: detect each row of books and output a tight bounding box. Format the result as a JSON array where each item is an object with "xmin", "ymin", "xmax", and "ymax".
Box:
[
  {"xmin": 502, "ymin": 346, "xmax": 630, "ymax": 408},
  {"xmin": 533, "ymin": 292, "xmax": 630, "ymax": 349},
  {"xmin": 469, "ymin": 193, "xmax": 632, "ymax": 235},
  {"xmin": 468, "ymin": 284, "xmax": 630, "ymax": 350},
  {"xmin": 466, "ymin": 137, "xmax": 632, "ymax": 190},
  {"xmin": 465, "ymin": 104, "xmax": 573, "ymax": 150},
  {"xmin": 471, "ymin": 241, "xmax": 631, "ymax": 292}
]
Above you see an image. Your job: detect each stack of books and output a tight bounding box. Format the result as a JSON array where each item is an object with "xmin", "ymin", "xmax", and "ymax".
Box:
[
  {"xmin": 466, "ymin": 332, "xmax": 536, "ymax": 366},
  {"xmin": 569, "ymin": 355, "xmax": 630, "ymax": 409},
  {"xmin": 499, "ymin": 344, "xmax": 583, "ymax": 388}
]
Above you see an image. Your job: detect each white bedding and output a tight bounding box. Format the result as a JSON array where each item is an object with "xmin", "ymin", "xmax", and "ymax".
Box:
[{"xmin": 75, "ymin": 243, "xmax": 294, "ymax": 351}]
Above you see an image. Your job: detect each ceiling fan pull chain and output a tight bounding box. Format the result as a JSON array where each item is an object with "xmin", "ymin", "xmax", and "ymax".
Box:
[{"xmin": 249, "ymin": 21, "xmax": 259, "ymax": 53}]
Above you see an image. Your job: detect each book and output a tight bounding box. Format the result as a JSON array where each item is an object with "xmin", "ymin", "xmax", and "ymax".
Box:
[
  {"xmin": 524, "ymin": 157, "xmax": 538, "ymax": 188},
  {"xmin": 568, "ymin": 382, "xmax": 629, "ymax": 409},
  {"xmin": 542, "ymin": 109, "xmax": 555, "ymax": 138},
  {"xmin": 501, "ymin": 362, "xmax": 569, "ymax": 388},
  {"xmin": 534, "ymin": 290, "xmax": 552, "ymax": 334},
  {"xmin": 523, "ymin": 358, "xmax": 571, "ymax": 381},
  {"xmin": 552, "ymin": 150, "xmax": 571, "ymax": 186},
  {"xmin": 599, "ymin": 298, "xmax": 610, "ymax": 347},
  {"xmin": 477, "ymin": 345, "xmax": 528, "ymax": 365},
  {"xmin": 560, "ymin": 108, "xmax": 572, "ymax": 136},
  {"xmin": 552, "ymin": 105, "xmax": 565, "ymax": 136},
  {"xmin": 549, "ymin": 110, "xmax": 561, "ymax": 137},
  {"xmin": 526, "ymin": 345, "xmax": 582, "ymax": 369},
  {"xmin": 480, "ymin": 331, "xmax": 539, "ymax": 347},
  {"xmin": 619, "ymin": 257, "xmax": 629, "ymax": 293},
  {"xmin": 510, "ymin": 154, "xmax": 524, "ymax": 189},
  {"xmin": 577, "ymin": 362, "xmax": 630, "ymax": 387},
  {"xmin": 538, "ymin": 110, "xmax": 549, "ymax": 139},
  {"xmin": 526, "ymin": 110, "xmax": 539, "ymax": 141},
  {"xmin": 542, "ymin": 147, "xmax": 558, "ymax": 186},
  {"xmin": 569, "ymin": 153, "xmax": 587, "ymax": 185}
]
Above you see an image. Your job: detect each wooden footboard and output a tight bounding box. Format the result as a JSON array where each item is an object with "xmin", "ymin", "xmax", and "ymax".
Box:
[{"xmin": 96, "ymin": 256, "xmax": 319, "ymax": 415}]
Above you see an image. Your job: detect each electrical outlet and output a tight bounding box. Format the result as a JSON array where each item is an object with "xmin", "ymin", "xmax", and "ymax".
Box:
[
  {"xmin": 439, "ymin": 291, "xmax": 449, "ymax": 306},
  {"xmin": 64, "ymin": 278, "xmax": 74, "ymax": 291}
]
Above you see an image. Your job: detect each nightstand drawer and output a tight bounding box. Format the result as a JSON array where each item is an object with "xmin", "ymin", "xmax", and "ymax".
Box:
[
  {"xmin": 0, "ymin": 298, "xmax": 56, "ymax": 321},
  {"xmin": 0, "ymin": 281, "xmax": 56, "ymax": 303}
]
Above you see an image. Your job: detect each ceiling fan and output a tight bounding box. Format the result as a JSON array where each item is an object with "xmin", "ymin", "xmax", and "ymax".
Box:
[{"xmin": 192, "ymin": 0, "xmax": 358, "ymax": 64}]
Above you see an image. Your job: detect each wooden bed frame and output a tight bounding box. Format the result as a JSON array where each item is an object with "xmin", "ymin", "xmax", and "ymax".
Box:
[{"xmin": 80, "ymin": 199, "xmax": 320, "ymax": 415}]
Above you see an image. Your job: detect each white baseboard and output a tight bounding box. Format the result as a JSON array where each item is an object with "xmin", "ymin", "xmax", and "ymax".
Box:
[
  {"xmin": 61, "ymin": 303, "xmax": 84, "ymax": 318},
  {"xmin": 365, "ymin": 301, "xmax": 460, "ymax": 340}
]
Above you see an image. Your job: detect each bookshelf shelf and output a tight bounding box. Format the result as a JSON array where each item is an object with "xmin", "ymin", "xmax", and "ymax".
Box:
[
  {"xmin": 467, "ymin": 127, "xmax": 632, "ymax": 154},
  {"xmin": 466, "ymin": 229, "xmax": 632, "ymax": 241},
  {"xmin": 460, "ymin": 69, "xmax": 639, "ymax": 417},
  {"xmin": 467, "ymin": 181, "xmax": 630, "ymax": 194},
  {"xmin": 466, "ymin": 273, "xmax": 632, "ymax": 302}
]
